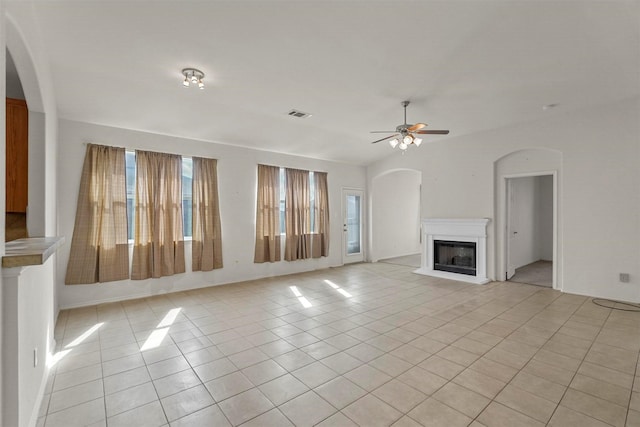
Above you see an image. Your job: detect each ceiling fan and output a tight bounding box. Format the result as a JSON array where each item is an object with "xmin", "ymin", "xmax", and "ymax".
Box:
[{"xmin": 370, "ymin": 101, "xmax": 449, "ymax": 150}]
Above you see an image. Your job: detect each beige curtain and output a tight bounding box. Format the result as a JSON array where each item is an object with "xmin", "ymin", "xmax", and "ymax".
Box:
[
  {"xmin": 312, "ymin": 171, "xmax": 330, "ymax": 258},
  {"xmin": 285, "ymin": 168, "xmax": 312, "ymax": 261},
  {"xmin": 131, "ymin": 150, "xmax": 185, "ymax": 279},
  {"xmin": 254, "ymin": 164, "xmax": 281, "ymax": 263},
  {"xmin": 66, "ymin": 144, "xmax": 129, "ymax": 284},
  {"xmin": 192, "ymin": 157, "xmax": 223, "ymax": 271}
]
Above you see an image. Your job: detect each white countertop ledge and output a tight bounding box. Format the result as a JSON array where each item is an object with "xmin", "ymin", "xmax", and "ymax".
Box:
[{"xmin": 2, "ymin": 237, "xmax": 65, "ymax": 268}]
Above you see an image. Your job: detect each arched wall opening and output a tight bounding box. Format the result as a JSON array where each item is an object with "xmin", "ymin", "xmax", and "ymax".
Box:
[
  {"xmin": 6, "ymin": 13, "xmax": 47, "ymax": 237},
  {"xmin": 2, "ymin": 11, "xmax": 58, "ymax": 427},
  {"xmin": 370, "ymin": 168, "xmax": 422, "ymax": 262},
  {"xmin": 494, "ymin": 147, "xmax": 562, "ymax": 289}
]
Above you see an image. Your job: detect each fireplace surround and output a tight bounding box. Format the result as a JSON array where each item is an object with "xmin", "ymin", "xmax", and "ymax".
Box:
[{"xmin": 415, "ymin": 218, "xmax": 490, "ymax": 284}]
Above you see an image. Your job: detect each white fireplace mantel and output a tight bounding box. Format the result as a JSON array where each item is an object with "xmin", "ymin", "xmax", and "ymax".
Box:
[{"xmin": 414, "ymin": 218, "xmax": 490, "ymax": 285}]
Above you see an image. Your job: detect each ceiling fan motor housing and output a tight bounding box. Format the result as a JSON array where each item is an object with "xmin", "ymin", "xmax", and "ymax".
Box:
[{"xmin": 396, "ymin": 124, "xmax": 413, "ymax": 134}]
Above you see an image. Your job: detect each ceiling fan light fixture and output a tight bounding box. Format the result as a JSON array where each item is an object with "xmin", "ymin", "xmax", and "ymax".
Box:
[{"xmin": 368, "ymin": 100, "xmax": 449, "ymax": 150}]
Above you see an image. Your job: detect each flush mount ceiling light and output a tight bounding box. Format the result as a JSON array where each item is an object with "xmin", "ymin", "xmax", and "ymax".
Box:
[
  {"xmin": 181, "ymin": 68, "xmax": 205, "ymax": 89},
  {"xmin": 369, "ymin": 101, "xmax": 449, "ymax": 151}
]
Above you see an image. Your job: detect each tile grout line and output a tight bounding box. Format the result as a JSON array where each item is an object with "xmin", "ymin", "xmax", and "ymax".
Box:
[
  {"xmin": 543, "ymin": 297, "xmax": 616, "ymax": 426},
  {"xmin": 624, "ymin": 327, "xmax": 640, "ymax": 427},
  {"xmin": 451, "ymin": 287, "xmax": 573, "ymax": 426}
]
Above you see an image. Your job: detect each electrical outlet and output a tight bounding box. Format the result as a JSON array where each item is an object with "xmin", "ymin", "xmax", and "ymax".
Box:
[
  {"xmin": 33, "ymin": 348, "xmax": 38, "ymax": 367},
  {"xmin": 619, "ymin": 273, "xmax": 630, "ymax": 283}
]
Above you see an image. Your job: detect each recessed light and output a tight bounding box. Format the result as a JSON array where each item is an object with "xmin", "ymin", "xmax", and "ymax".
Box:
[{"xmin": 542, "ymin": 103, "xmax": 559, "ymax": 110}]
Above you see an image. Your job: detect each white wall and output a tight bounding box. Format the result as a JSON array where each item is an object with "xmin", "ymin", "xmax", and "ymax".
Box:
[
  {"xmin": 0, "ymin": 5, "xmax": 7, "ymax": 425},
  {"xmin": 18, "ymin": 260, "xmax": 55, "ymax": 427},
  {"xmin": 27, "ymin": 111, "xmax": 45, "ymax": 237},
  {"xmin": 2, "ymin": 7, "xmax": 60, "ymax": 427},
  {"xmin": 536, "ymin": 175, "xmax": 553, "ymax": 261},
  {"xmin": 6, "ymin": 50, "xmax": 24, "ymax": 100},
  {"xmin": 1, "ymin": 260, "xmax": 55, "ymax": 427},
  {"xmin": 57, "ymin": 119, "xmax": 367, "ymax": 309},
  {"xmin": 367, "ymin": 98, "xmax": 640, "ymax": 303},
  {"xmin": 371, "ymin": 170, "xmax": 421, "ymax": 261}
]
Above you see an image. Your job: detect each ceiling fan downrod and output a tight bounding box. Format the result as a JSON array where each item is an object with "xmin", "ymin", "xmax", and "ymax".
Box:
[{"xmin": 402, "ymin": 100, "xmax": 410, "ymax": 125}]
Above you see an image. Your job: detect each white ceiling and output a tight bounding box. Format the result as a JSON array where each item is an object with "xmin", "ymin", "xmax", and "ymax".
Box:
[{"xmin": 9, "ymin": 1, "xmax": 640, "ymax": 165}]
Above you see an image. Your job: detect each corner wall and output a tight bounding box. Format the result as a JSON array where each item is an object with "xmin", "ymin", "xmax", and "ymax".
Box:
[
  {"xmin": 3, "ymin": 6, "xmax": 60, "ymax": 426},
  {"xmin": 367, "ymin": 98, "xmax": 640, "ymax": 303},
  {"xmin": 0, "ymin": 3, "xmax": 7, "ymax": 424},
  {"xmin": 57, "ymin": 119, "xmax": 367, "ymax": 309}
]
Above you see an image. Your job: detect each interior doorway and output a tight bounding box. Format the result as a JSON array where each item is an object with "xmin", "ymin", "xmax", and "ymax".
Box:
[{"xmin": 506, "ymin": 174, "xmax": 554, "ymax": 287}]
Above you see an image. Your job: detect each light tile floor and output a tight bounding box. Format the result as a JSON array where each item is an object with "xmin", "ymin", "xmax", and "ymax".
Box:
[
  {"xmin": 509, "ymin": 261, "xmax": 553, "ymax": 288},
  {"xmin": 38, "ymin": 263, "xmax": 640, "ymax": 426}
]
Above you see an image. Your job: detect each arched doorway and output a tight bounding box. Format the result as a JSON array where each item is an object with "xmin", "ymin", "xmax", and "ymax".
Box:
[
  {"xmin": 371, "ymin": 168, "xmax": 422, "ymax": 266},
  {"xmin": 494, "ymin": 148, "xmax": 562, "ymax": 289},
  {"xmin": 6, "ymin": 12, "xmax": 53, "ymax": 237}
]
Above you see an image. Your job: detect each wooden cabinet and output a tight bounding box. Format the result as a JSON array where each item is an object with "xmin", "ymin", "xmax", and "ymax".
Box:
[{"xmin": 6, "ymin": 98, "xmax": 28, "ymax": 213}]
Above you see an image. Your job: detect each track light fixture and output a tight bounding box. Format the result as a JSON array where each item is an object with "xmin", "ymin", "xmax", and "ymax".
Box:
[{"xmin": 181, "ymin": 68, "xmax": 205, "ymax": 89}]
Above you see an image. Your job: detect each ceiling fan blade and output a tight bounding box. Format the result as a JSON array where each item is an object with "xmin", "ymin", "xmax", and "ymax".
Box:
[
  {"xmin": 370, "ymin": 131, "xmax": 398, "ymax": 133},
  {"xmin": 414, "ymin": 130, "xmax": 450, "ymax": 135},
  {"xmin": 408, "ymin": 123, "xmax": 427, "ymax": 132},
  {"xmin": 371, "ymin": 134, "xmax": 399, "ymax": 144}
]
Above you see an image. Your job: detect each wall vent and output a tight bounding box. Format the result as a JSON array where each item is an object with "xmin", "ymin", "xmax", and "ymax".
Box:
[{"xmin": 288, "ymin": 109, "xmax": 312, "ymax": 118}]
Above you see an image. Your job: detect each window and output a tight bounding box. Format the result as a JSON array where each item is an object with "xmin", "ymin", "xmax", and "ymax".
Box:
[
  {"xmin": 182, "ymin": 157, "xmax": 193, "ymax": 238},
  {"xmin": 279, "ymin": 167, "xmax": 285, "ymax": 233},
  {"xmin": 255, "ymin": 166, "xmax": 328, "ymax": 263},
  {"xmin": 66, "ymin": 144, "xmax": 130, "ymax": 284},
  {"xmin": 125, "ymin": 150, "xmax": 193, "ymax": 240},
  {"xmin": 277, "ymin": 168, "xmax": 315, "ymax": 234},
  {"xmin": 125, "ymin": 151, "xmax": 136, "ymax": 240},
  {"xmin": 309, "ymin": 171, "xmax": 315, "ymax": 232}
]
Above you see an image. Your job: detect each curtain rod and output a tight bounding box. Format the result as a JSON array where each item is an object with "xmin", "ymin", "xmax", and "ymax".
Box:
[
  {"xmin": 82, "ymin": 143, "xmax": 326, "ymax": 173},
  {"xmin": 81, "ymin": 142, "xmax": 217, "ymax": 161},
  {"xmin": 258, "ymin": 163, "xmax": 328, "ymax": 174}
]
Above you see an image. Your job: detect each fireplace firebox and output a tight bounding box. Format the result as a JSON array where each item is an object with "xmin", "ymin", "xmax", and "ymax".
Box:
[{"xmin": 433, "ymin": 240, "xmax": 476, "ymax": 276}]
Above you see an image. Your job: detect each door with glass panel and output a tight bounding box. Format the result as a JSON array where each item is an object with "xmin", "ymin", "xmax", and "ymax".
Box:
[{"xmin": 342, "ymin": 189, "xmax": 364, "ymax": 264}]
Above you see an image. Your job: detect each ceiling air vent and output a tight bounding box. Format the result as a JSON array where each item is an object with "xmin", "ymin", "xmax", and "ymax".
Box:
[{"xmin": 288, "ymin": 109, "xmax": 312, "ymax": 118}]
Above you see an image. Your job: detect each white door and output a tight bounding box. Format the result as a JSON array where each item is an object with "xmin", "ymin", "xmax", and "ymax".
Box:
[
  {"xmin": 506, "ymin": 179, "xmax": 517, "ymax": 279},
  {"xmin": 343, "ymin": 189, "xmax": 364, "ymax": 264}
]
